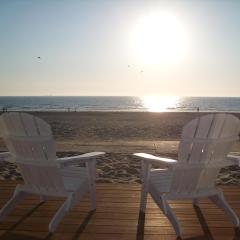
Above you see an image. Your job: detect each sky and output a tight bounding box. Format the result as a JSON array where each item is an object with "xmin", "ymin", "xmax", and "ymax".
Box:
[{"xmin": 0, "ymin": 0, "xmax": 240, "ymax": 97}]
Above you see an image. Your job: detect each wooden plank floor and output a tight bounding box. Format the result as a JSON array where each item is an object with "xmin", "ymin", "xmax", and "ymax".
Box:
[{"xmin": 0, "ymin": 182, "xmax": 239, "ymax": 240}]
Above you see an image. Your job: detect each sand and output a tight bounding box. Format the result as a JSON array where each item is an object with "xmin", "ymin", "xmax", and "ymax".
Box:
[{"xmin": 0, "ymin": 112, "xmax": 239, "ymax": 184}]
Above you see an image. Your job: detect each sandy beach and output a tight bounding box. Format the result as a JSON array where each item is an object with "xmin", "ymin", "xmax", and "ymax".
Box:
[{"xmin": 0, "ymin": 112, "xmax": 239, "ymax": 184}]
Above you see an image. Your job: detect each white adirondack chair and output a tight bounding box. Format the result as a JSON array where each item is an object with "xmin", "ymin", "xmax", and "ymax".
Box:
[
  {"xmin": 0, "ymin": 112, "xmax": 105, "ymax": 232},
  {"xmin": 134, "ymin": 113, "xmax": 240, "ymax": 237}
]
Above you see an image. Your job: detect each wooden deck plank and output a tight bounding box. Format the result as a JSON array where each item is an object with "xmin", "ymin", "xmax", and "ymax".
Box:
[{"xmin": 0, "ymin": 181, "xmax": 239, "ymax": 239}]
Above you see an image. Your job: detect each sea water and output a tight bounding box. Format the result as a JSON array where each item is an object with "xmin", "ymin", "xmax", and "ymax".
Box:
[{"xmin": 0, "ymin": 96, "xmax": 240, "ymax": 112}]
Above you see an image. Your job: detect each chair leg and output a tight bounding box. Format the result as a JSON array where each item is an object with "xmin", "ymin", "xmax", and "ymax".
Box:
[
  {"xmin": 140, "ymin": 185, "xmax": 148, "ymax": 213},
  {"xmin": 89, "ymin": 182, "xmax": 96, "ymax": 210},
  {"xmin": 86, "ymin": 160, "xmax": 97, "ymax": 210},
  {"xmin": 49, "ymin": 198, "xmax": 71, "ymax": 232},
  {"xmin": 209, "ymin": 192, "xmax": 239, "ymax": 226},
  {"xmin": 193, "ymin": 198, "xmax": 199, "ymax": 206},
  {"xmin": 0, "ymin": 190, "xmax": 27, "ymax": 221},
  {"xmin": 40, "ymin": 195, "xmax": 48, "ymax": 202},
  {"xmin": 139, "ymin": 161, "xmax": 151, "ymax": 213},
  {"xmin": 150, "ymin": 190, "xmax": 182, "ymax": 237},
  {"xmin": 162, "ymin": 200, "xmax": 182, "ymax": 237}
]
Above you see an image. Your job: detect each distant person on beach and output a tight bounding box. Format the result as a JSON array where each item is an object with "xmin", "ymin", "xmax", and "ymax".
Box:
[
  {"xmin": 2, "ymin": 107, "xmax": 7, "ymax": 112},
  {"xmin": 197, "ymin": 107, "xmax": 199, "ymax": 112}
]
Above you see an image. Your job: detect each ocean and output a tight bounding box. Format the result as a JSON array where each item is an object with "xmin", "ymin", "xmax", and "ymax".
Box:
[{"xmin": 0, "ymin": 96, "xmax": 240, "ymax": 112}]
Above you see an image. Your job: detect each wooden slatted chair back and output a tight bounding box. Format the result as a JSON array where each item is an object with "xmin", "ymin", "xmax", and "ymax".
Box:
[
  {"xmin": 171, "ymin": 113, "xmax": 240, "ymax": 194},
  {"xmin": 0, "ymin": 112, "xmax": 65, "ymax": 195}
]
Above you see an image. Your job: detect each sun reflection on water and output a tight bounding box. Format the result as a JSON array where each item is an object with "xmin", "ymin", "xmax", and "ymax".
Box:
[{"xmin": 142, "ymin": 96, "xmax": 178, "ymax": 112}]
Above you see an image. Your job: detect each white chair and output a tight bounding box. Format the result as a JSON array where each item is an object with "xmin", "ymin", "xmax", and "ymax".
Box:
[
  {"xmin": 134, "ymin": 113, "xmax": 240, "ymax": 237},
  {"xmin": 0, "ymin": 112, "xmax": 105, "ymax": 232}
]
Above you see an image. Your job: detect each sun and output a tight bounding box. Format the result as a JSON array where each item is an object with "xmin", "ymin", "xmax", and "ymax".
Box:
[{"xmin": 131, "ymin": 11, "xmax": 189, "ymax": 65}]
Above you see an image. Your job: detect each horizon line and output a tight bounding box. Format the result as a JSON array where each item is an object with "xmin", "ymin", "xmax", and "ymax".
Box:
[{"xmin": 0, "ymin": 95, "xmax": 240, "ymax": 98}]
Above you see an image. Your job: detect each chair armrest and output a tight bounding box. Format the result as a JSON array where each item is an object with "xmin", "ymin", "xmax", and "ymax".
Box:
[
  {"xmin": 0, "ymin": 152, "xmax": 14, "ymax": 163},
  {"xmin": 57, "ymin": 152, "xmax": 105, "ymax": 166},
  {"xmin": 133, "ymin": 153, "xmax": 177, "ymax": 168},
  {"xmin": 227, "ymin": 154, "xmax": 240, "ymax": 167}
]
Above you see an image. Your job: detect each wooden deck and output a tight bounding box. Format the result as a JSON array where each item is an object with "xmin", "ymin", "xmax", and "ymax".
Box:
[{"xmin": 0, "ymin": 182, "xmax": 239, "ymax": 240}]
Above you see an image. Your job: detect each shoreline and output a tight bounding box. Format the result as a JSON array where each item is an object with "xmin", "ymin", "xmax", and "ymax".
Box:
[
  {"xmin": 1, "ymin": 96, "xmax": 240, "ymax": 113},
  {"xmin": 3, "ymin": 110, "xmax": 240, "ymax": 113}
]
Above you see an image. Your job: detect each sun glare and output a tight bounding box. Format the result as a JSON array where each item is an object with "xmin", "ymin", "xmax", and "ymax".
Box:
[
  {"xmin": 143, "ymin": 96, "xmax": 178, "ymax": 112},
  {"xmin": 131, "ymin": 11, "xmax": 189, "ymax": 65}
]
